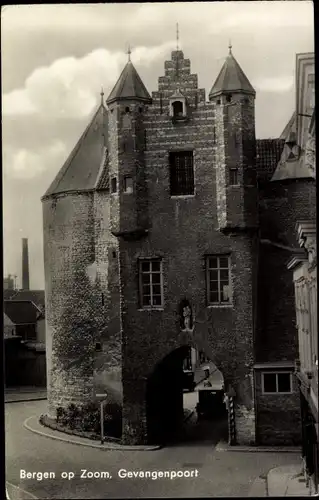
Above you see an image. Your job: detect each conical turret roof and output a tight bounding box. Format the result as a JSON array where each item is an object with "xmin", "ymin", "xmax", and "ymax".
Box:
[
  {"xmin": 42, "ymin": 103, "xmax": 108, "ymax": 199},
  {"xmin": 107, "ymin": 60, "xmax": 151, "ymax": 104},
  {"xmin": 209, "ymin": 48, "xmax": 255, "ymax": 99}
]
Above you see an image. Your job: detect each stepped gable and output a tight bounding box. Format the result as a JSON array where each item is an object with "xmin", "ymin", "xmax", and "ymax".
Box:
[{"xmin": 42, "ymin": 104, "xmax": 108, "ymax": 199}]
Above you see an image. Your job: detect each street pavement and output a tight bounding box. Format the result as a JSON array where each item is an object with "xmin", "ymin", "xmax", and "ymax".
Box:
[{"xmin": 5, "ymin": 399, "xmax": 302, "ymax": 499}]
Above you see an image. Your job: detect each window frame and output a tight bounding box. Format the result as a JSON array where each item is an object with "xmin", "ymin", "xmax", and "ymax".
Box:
[
  {"xmin": 111, "ymin": 177, "xmax": 117, "ymax": 194},
  {"xmin": 261, "ymin": 371, "xmax": 293, "ymax": 395},
  {"xmin": 169, "ymin": 150, "xmax": 195, "ymax": 197},
  {"xmin": 206, "ymin": 255, "xmax": 232, "ymax": 306},
  {"xmin": 138, "ymin": 258, "xmax": 164, "ymax": 310},
  {"xmin": 123, "ymin": 176, "xmax": 134, "ymax": 194},
  {"xmin": 229, "ymin": 168, "xmax": 239, "ymax": 186}
]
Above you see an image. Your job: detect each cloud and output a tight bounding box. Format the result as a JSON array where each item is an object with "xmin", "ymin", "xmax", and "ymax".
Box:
[
  {"xmin": 2, "ymin": 42, "xmax": 175, "ymax": 119},
  {"xmin": 3, "ymin": 141, "xmax": 67, "ymax": 180},
  {"xmin": 254, "ymin": 76, "xmax": 294, "ymax": 93}
]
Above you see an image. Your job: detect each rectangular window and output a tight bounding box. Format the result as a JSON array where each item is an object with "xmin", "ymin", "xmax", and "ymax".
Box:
[
  {"xmin": 124, "ymin": 176, "xmax": 133, "ymax": 194},
  {"xmin": 229, "ymin": 168, "xmax": 238, "ymax": 185},
  {"xmin": 139, "ymin": 259, "xmax": 163, "ymax": 308},
  {"xmin": 169, "ymin": 151, "xmax": 194, "ymax": 196},
  {"xmin": 206, "ymin": 255, "xmax": 231, "ymax": 305},
  {"xmin": 262, "ymin": 372, "xmax": 292, "ymax": 394},
  {"xmin": 111, "ymin": 177, "xmax": 117, "ymax": 193}
]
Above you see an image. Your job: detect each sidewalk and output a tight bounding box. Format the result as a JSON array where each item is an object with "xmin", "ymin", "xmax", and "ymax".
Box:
[
  {"xmin": 23, "ymin": 414, "xmax": 161, "ymax": 451},
  {"xmin": 5, "ymin": 387, "xmax": 47, "ymax": 403},
  {"xmin": 267, "ymin": 463, "xmax": 314, "ymax": 496},
  {"xmin": 216, "ymin": 439, "xmax": 301, "ymax": 453}
]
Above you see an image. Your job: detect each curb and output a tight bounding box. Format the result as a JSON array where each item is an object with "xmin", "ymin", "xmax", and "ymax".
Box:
[
  {"xmin": 5, "ymin": 397, "xmax": 47, "ymax": 404},
  {"xmin": 23, "ymin": 416, "xmax": 161, "ymax": 451},
  {"xmin": 215, "ymin": 441, "xmax": 301, "ymax": 453}
]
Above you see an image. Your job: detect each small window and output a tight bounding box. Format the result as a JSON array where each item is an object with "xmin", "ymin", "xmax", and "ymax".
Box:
[
  {"xmin": 206, "ymin": 255, "xmax": 231, "ymax": 305},
  {"xmin": 172, "ymin": 100, "xmax": 184, "ymax": 118},
  {"xmin": 95, "ymin": 342, "xmax": 102, "ymax": 352},
  {"xmin": 111, "ymin": 177, "xmax": 117, "ymax": 193},
  {"xmin": 124, "ymin": 176, "xmax": 133, "ymax": 194},
  {"xmin": 125, "ymin": 106, "xmax": 130, "ymax": 113},
  {"xmin": 213, "ymin": 126, "xmax": 216, "ymax": 144},
  {"xmin": 262, "ymin": 372, "xmax": 292, "ymax": 394},
  {"xmin": 229, "ymin": 168, "xmax": 238, "ymax": 185},
  {"xmin": 216, "ymin": 99, "xmax": 221, "ymax": 105},
  {"xmin": 139, "ymin": 259, "xmax": 163, "ymax": 308},
  {"xmin": 169, "ymin": 151, "xmax": 194, "ymax": 196},
  {"xmin": 139, "ymin": 107, "xmax": 143, "ymax": 113},
  {"xmin": 112, "ymin": 250, "xmax": 117, "ymax": 258},
  {"xmin": 226, "ymin": 94, "xmax": 232, "ymax": 103}
]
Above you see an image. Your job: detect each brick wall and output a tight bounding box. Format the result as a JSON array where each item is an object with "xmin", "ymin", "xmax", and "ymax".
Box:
[
  {"xmin": 257, "ymin": 179, "xmax": 316, "ymax": 362},
  {"xmin": 115, "ymin": 51, "xmax": 257, "ymax": 445},
  {"xmin": 255, "ymin": 370, "xmax": 301, "ymax": 445}
]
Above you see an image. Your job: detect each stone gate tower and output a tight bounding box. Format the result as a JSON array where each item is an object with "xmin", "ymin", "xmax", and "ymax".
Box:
[{"xmin": 42, "ymin": 44, "xmax": 302, "ymax": 447}]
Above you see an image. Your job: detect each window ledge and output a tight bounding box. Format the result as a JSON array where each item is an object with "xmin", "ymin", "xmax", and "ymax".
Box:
[
  {"xmin": 170, "ymin": 195, "xmax": 195, "ymax": 199},
  {"xmin": 137, "ymin": 307, "xmax": 164, "ymax": 312},
  {"xmin": 262, "ymin": 392, "xmax": 293, "ymax": 395},
  {"xmin": 207, "ymin": 304, "xmax": 233, "ymax": 309}
]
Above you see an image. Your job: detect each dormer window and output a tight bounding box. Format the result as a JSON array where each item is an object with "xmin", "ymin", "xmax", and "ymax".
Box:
[
  {"xmin": 172, "ymin": 101, "xmax": 184, "ymax": 118},
  {"xmin": 169, "ymin": 89, "xmax": 187, "ymax": 121}
]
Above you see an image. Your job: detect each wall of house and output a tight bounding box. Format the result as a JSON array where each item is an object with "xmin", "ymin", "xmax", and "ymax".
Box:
[
  {"xmin": 4, "ymin": 313, "xmax": 15, "ymax": 338},
  {"xmin": 257, "ymin": 179, "xmax": 317, "ymax": 362},
  {"xmin": 255, "ymin": 370, "xmax": 301, "ymax": 445},
  {"xmin": 36, "ymin": 317, "xmax": 46, "ymax": 344}
]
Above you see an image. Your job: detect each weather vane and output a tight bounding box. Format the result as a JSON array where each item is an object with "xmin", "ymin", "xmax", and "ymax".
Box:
[
  {"xmin": 100, "ymin": 86, "xmax": 104, "ymax": 105},
  {"xmin": 228, "ymin": 39, "xmax": 232, "ymax": 54},
  {"xmin": 127, "ymin": 44, "xmax": 132, "ymax": 61},
  {"xmin": 176, "ymin": 23, "xmax": 179, "ymax": 50}
]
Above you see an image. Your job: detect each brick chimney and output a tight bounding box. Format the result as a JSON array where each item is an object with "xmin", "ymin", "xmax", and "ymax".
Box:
[{"xmin": 22, "ymin": 238, "xmax": 30, "ymax": 290}]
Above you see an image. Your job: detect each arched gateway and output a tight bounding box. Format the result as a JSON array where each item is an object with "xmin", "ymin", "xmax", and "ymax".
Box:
[{"xmin": 42, "ymin": 46, "xmax": 307, "ymax": 447}]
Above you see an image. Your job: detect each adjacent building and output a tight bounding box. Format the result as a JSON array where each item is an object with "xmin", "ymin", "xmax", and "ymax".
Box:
[
  {"xmin": 42, "ymin": 46, "xmax": 316, "ymax": 446},
  {"xmin": 286, "ymin": 52, "xmax": 317, "ymax": 494}
]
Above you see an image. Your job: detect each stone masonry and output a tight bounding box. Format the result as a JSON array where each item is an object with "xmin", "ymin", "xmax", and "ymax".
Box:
[{"xmin": 42, "ymin": 46, "xmax": 316, "ymax": 446}]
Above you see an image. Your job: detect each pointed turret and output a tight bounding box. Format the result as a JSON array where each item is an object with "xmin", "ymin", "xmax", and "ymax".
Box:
[
  {"xmin": 209, "ymin": 45, "xmax": 255, "ymax": 99},
  {"xmin": 211, "ymin": 45, "xmax": 258, "ymax": 231},
  {"xmin": 107, "ymin": 60, "xmax": 151, "ymax": 105}
]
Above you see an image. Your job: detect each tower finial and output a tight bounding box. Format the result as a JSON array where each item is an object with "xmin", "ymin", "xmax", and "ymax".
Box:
[
  {"xmin": 176, "ymin": 22, "xmax": 179, "ymax": 51},
  {"xmin": 100, "ymin": 86, "xmax": 104, "ymax": 105},
  {"xmin": 127, "ymin": 44, "xmax": 131, "ymax": 61},
  {"xmin": 228, "ymin": 39, "xmax": 232, "ymax": 54}
]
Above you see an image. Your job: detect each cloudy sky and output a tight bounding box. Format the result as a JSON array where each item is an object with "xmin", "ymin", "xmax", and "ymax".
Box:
[{"xmin": 2, "ymin": 1, "xmax": 314, "ymax": 289}]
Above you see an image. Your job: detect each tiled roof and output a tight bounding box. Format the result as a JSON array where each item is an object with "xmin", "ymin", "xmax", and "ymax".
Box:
[
  {"xmin": 95, "ymin": 147, "xmax": 109, "ymax": 191},
  {"xmin": 11, "ymin": 290, "xmax": 45, "ymax": 308},
  {"xmin": 4, "ymin": 301, "xmax": 41, "ymax": 325},
  {"xmin": 43, "ymin": 104, "xmax": 108, "ymax": 199},
  {"xmin": 3, "ymin": 289, "xmax": 17, "ymax": 300},
  {"xmin": 209, "ymin": 49, "xmax": 255, "ymax": 99},
  {"xmin": 107, "ymin": 61, "xmax": 151, "ymax": 104},
  {"xmin": 256, "ymin": 139, "xmax": 285, "ymax": 184},
  {"xmin": 280, "ymin": 112, "xmax": 296, "ymax": 140},
  {"xmin": 271, "ymin": 111, "xmax": 315, "ymax": 181}
]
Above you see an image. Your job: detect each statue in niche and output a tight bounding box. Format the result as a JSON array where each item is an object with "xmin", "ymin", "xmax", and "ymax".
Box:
[{"xmin": 179, "ymin": 299, "xmax": 194, "ymax": 333}]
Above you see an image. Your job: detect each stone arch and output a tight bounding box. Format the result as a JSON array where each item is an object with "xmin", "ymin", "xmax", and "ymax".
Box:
[{"xmin": 145, "ymin": 343, "xmax": 228, "ymax": 445}]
